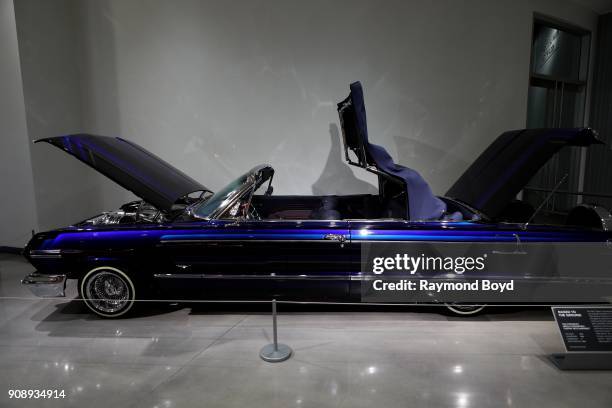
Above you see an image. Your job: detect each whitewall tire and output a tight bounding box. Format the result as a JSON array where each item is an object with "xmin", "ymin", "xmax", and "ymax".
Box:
[{"xmin": 80, "ymin": 266, "xmax": 136, "ymax": 318}]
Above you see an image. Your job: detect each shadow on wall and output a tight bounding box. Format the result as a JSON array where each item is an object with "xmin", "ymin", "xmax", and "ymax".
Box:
[
  {"xmin": 393, "ymin": 135, "xmax": 467, "ymax": 194},
  {"xmin": 311, "ymin": 124, "xmax": 377, "ymax": 196}
]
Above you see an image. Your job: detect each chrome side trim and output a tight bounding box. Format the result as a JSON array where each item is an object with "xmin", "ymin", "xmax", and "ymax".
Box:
[
  {"xmin": 351, "ymin": 239, "xmax": 427, "ymax": 243},
  {"xmin": 152, "ymin": 273, "xmax": 612, "ymax": 283},
  {"xmin": 159, "ymin": 240, "xmax": 247, "ymax": 244},
  {"xmin": 153, "ymin": 273, "xmax": 351, "ymax": 280},
  {"xmin": 159, "ymin": 238, "xmax": 347, "ymax": 244},
  {"xmin": 351, "ymin": 239, "xmax": 490, "ymax": 243},
  {"xmin": 28, "ymin": 249, "xmax": 82, "ymax": 259},
  {"xmin": 21, "ymin": 273, "xmax": 66, "ymax": 297},
  {"xmin": 28, "ymin": 249, "xmax": 62, "ymax": 259}
]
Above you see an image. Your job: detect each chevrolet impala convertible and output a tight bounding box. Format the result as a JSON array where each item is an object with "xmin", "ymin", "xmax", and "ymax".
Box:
[{"xmin": 22, "ymin": 82, "xmax": 611, "ymax": 317}]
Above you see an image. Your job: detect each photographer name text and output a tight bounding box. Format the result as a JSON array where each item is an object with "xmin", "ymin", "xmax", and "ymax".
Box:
[{"xmin": 372, "ymin": 279, "xmax": 514, "ymax": 293}]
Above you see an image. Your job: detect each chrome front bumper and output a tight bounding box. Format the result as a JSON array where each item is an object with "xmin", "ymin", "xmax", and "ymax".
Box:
[{"xmin": 21, "ymin": 273, "xmax": 66, "ymax": 297}]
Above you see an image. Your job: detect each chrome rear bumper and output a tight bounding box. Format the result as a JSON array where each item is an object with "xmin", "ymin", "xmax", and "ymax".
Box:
[{"xmin": 21, "ymin": 273, "xmax": 66, "ymax": 297}]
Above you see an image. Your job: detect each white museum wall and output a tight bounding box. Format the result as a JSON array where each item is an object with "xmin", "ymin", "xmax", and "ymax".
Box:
[
  {"xmin": 12, "ymin": 0, "xmax": 599, "ymax": 232},
  {"xmin": 0, "ymin": 0, "xmax": 38, "ymax": 246},
  {"xmin": 15, "ymin": 0, "xmax": 127, "ymax": 232}
]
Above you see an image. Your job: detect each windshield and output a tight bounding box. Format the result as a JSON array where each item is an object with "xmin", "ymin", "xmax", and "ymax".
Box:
[{"xmin": 192, "ymin": 172, "xmax": 250, "ymax": 219}]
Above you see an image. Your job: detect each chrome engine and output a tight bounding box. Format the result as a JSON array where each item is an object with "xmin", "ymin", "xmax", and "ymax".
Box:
[{"xmin": 78, "ymin": 200, "xmax": 167, "ymax": 226}]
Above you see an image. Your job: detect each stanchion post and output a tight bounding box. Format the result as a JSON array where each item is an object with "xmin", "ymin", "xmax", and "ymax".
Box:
[
  {"xmin": 272, "ymin": 299, "xmax": 278, "ymax": 350},
  {"xmin": 259, "ymin": 299, "xmax": 292, "ymax": 362}
]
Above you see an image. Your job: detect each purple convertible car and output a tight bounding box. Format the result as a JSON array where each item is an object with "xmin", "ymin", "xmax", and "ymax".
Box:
[{"xmin": 21, "ymin": 82, "xmax": 610, "ymax": 317}]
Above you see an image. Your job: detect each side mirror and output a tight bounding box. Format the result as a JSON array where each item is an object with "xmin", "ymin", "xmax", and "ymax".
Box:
[{"xmin": 265, "ymin": 185, "xmax": 274, "ymax": 196}]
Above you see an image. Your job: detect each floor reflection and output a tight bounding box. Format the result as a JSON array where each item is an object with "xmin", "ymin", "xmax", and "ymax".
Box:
[{"xmin": 1, "ymin": 255, "xmax": 611, "ymax": 408}]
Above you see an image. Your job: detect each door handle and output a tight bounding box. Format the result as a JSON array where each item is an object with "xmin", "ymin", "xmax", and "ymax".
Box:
[{"xmin": 323, "ymin": 234, "xmax": 347, "ymax": 247}]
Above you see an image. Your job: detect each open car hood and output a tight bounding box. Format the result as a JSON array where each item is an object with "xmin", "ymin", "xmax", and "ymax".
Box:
[
  {"xmin": 446, "ymin": 128, "xmax": 603, "ymax": 219},
  {"xmin": 36, "ymin": 134, "xmax": 210, "ymax": 213}
]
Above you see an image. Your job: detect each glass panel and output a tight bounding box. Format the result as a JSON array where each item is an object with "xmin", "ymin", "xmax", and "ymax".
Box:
[
  {"xmin": 522, "ymin": 19, "xmax": 589, "ymax": 222},
  {"xmin": 532, "ymin": 24, "xmax": 582, "ymax": 81},
  {"xmin": 526, "ymin": 80, "xmax": 556, "ymax": 128},
  {"xmin": 524, "ymin": 80, "xmax": 586, "ymax": 216},
  {"xmin": 558, "ymin": 83, "xmax": 585, "ymax": 127},
  {"xmin": 194, "ymin": 172, "xmax": 250, "ymax": 218}
]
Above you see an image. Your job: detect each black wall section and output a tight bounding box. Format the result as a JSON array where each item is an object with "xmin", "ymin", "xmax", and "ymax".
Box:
[{"xmin": 584, "ymin": 13, "xmax": 612, "ymax": 209}]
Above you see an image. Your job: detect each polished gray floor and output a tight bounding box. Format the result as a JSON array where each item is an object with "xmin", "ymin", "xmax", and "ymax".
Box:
[{"xmin": 1, "ymin": 254, "xmax": 611, "ymax": 408}]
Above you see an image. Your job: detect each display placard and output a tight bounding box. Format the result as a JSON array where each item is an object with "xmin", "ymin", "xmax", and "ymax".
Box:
[{"xmin": 552, "ymin": 307, "xmax": 612, "ymax": 353}]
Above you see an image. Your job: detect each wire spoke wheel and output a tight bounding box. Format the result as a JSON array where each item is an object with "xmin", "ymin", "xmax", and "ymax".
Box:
[{"xmin": 81, "ymin": 267, "xmax": 135, "ymax": 317}]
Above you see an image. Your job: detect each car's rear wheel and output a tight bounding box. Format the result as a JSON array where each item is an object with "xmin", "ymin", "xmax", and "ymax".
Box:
[
  {"xmin": 80, "ymin": 266, "xmax": 136, "ymax": 318},
  {"xmin": 445, "ymin": 303, "xmax": 486, "ymax": 316}
]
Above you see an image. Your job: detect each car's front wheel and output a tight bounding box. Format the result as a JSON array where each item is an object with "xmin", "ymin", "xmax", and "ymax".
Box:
[{"xmin": 80, "ymin": 266, "xmax": 136, "ymax": 318}]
